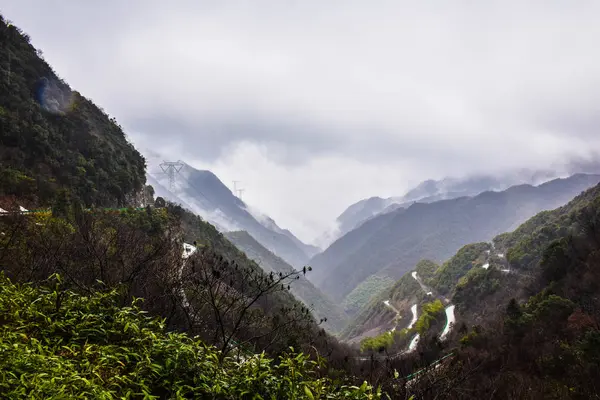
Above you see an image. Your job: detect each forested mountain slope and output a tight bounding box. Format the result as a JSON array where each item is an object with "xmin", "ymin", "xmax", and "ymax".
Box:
[
  {"xmin": 163, "ymin": 204, "xmax": 347, "ymax": 355},
  {"xmin": 312, "ymin": 174, "xmax": 600, "ymax": 303},
  {"xmin": 345, "ymin": 181, "xmax": 600, "ymax": 350},
  {"xmin": 224, "ymin": 230, "xmax": 348, "ymax": 332},
  {"xmin": 400, "ymin": 181, "xmax": 600, "ymax": 398},
  {"xmin": 0, "ymin": 16, "xmax": 145, "ymax": 207},
  {"xmin": 342, "ymin": 244, "xmax": 489, "ymax": 341}
]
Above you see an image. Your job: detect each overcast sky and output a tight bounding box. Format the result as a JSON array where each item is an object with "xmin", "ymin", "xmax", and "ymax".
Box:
[{"xmin": 2, "ymin": 1, "xmax": 600, "ymax": 242}]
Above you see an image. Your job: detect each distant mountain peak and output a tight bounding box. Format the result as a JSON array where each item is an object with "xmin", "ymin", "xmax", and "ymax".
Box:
[
  {"xmin": 319, "ymin": 168, "xmax": 591, "ymax": 248},
  {"xmin": 143, "ymin": 150, "xmax": 316, "ymax": 266}
]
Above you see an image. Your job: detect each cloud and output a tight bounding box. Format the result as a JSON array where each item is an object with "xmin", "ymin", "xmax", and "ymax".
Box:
[{"xmin": 2, "ymin": 1, "xmax": 600, "ymax": 241}]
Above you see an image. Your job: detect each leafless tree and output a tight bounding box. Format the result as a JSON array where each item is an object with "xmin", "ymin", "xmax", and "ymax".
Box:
[{"xmin": 180, "ymin": 246, "xmax": 315, "ymax": 357}]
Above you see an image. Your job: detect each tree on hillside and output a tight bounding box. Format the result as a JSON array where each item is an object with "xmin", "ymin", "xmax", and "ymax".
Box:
[{"xmin": 180, "ymin": 248, "xmax": 315, "ymax": 357}]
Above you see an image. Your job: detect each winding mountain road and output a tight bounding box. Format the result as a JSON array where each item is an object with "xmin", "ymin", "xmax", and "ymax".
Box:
[
  {"xmin": 411, "ymin": 269, "xmax": 455, "ymax": 345},
  {"xmin": 180, "ymin": 243, "xmax": 198, "ymax": 310},
  {"xmin": 440, "ymin": 305, "xmax": 456, "ymax": 340}
]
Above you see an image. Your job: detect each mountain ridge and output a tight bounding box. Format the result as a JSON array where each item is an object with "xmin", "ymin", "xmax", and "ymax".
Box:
[
  {"xmin": 143, "ymin": 153, "xmax": 314, "ymax": 268},
  {"xmin": 344, "ymin": 179, "xmax": 600, "ymax": 358},
  {"xmin": 310, "ymin": 173, "xmax": 600, "ymax": 304},
  {"xmin": 320, "ymin": 169, "xmax": 583, "ymax": 248}
]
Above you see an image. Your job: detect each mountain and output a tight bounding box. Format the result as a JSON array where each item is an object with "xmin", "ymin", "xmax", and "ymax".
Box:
[
  {"xmin": 345, "ymin": 180, "xmax": 600, "ymax": 398},
  {"xmin": 327, "ymin": 196, "xmax": 405, "ymax": 243},
  {"xmin": 344, "ymin": 177, "xmax": 600, "ymax": 341},
  {"xmin": 401, "ymin": 170, "xmax": 557, "ymax": 202},
  {"xmin": 144, "ymin": 153, "xmax": 313, "ymax": 268},
  {"xmin": 224, "ymin": 230, "xmax": 348, "ymax": 332},
  {"xmin": 0, "ymin": 17, "xmax": 146, "ymax": 208},
  {"xmin": 170, "ymin": 204, "xmax": 347, "ymax": 353},
  {"xmin": 0, "ymin": 15, "xmax": 349, "ymax": 377},
  {"xmin": 245, "ymin": 209, "xmax": 321, "ymax": 258},
  {"xmin": 310, "ymin": 174, "xmax": 600, "ymax": 303},
  {"xmin": 319, "ymin": 170, "xmax": 561, "ymax": 248}
]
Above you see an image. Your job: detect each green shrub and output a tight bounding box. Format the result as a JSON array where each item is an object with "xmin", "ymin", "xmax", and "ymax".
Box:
[
  {"xmin": 414, "ymin": 300, "xmax": 445, "ymax": 335},
  {"xmin": 0, "ymin": 274, "xmax": 382, "ymax": 399}
]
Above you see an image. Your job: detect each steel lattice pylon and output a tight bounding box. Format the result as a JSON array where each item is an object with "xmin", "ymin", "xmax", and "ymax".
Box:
[{"xmin": 160, "ymin": 161, "xmax": 184, "ymax": 190}]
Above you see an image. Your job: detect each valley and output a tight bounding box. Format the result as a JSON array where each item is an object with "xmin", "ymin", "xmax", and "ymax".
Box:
[
  {"xmin": 2, "ymin": 8, "xmax": 600, "ymax": 399},
  {"xmin": 310, "ymin": 174, "xmax": 600, "ymax": 306}
]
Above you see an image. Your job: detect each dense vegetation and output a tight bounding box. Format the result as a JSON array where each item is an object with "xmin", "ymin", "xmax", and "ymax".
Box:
[
  {"xmin": 350, "ymin": 182, "xmax": 600, "ymax": 398},
  {"xmin": 0, "ymin": 275, "xmax": 381, "ymax": 399},
  {"xmin": 413, "ymin": 300, "xmax": 445, "ymax": 335},
  {"xmin": 428, "ymin": 242, "xmax": 490, "ymax": 295},
  {"xmin": 3, "ymin": 195, "xmax": 353, "ymax": 359},
  {"xmin": 0, "ymin": 16, "xmax": 146, "ymax": 208},
  {"xmin": 0, "ymin": 199, "xmax": 387, "ymax": 396},
  {"xmin": 419, "ymin": 182, "xmax": 600, "ymax": 398},
  {"xmin": 360, "ymin": 330, "xmax": 406, "ymax": 353},
  {"xmin": 413, "ymin": 259, "xmax": 439, "ymax": 280},
  {"xmin": 359, "ymin": 299, "xmax": 444, "ymax": 354},
  {"xmin": 342, "ymin": 274, "xmax": 395, "ymax": 316}
]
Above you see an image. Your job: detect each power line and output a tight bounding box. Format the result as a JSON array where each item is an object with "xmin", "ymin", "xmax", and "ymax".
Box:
[
  {"xmin": 149, "ymin": 169, "xmax": 215, "ymax": 208},
  {"xmin": 151, "ymin": 167, "xmax": 238, "ymax": 227}
]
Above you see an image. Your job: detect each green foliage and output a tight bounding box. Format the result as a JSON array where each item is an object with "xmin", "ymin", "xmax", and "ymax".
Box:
[
  {"xmin": 0, "ymin": 16, "xmax": 145, "ymax": 206},
  {"xmin": 414, "ymin": 300, "xmax": 444, "ymax": 335},
  {"xmin": 360, "ymin": 330, "xmax": 405, "ymax": 353},
  {"xmin": 430, "ymin": 242, "xmax": 490, "ymax": 294},
  {"xmin": 342, "ymin": 275, "xmax": 394, "ymax": 316},
  {"xmin": 0, "ymin": 274, "xmax": 381, "ymax": 399},
  {"xmin": 453, "ymin": 267, "xmax": 500, "ymax": 309},
  {"xmin": 51, "ymin": 188, "xmax": 71, "ymax": 218},
  {"xmin": 359, "ymin": 299, "xmax": 444, "ymax": 352},
  {"xmin": 498, "ymin": 185, "xmax": 600, "ymax": 270},
  {"xmin": 539, "ymin": 237, "xmax": 573, "ymax": 283},
  {"xmin": 414, "ymin": 259, "xmax": 439, "ymax": 280}
]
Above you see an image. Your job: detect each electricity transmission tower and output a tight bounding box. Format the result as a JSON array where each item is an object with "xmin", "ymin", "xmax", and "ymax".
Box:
[
  {"xmin": 160, "ymin": 161, "xmax": 184, "ymax": 190},
  {"xmin": 232, "ymin": 180, "xmax": 245, "ymax": 200}
]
